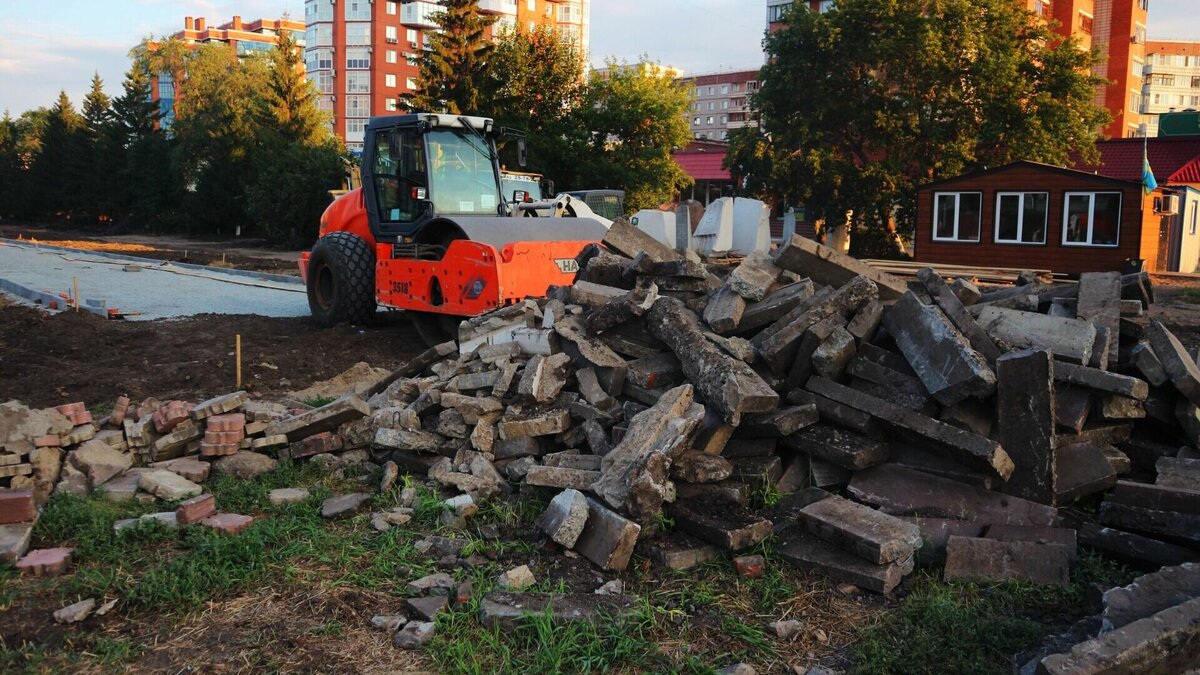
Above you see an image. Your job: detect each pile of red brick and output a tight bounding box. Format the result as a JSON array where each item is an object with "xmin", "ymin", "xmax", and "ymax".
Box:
[{"xmin": 201, "ymin": 414, "xmax": 246, "ymax": 457}]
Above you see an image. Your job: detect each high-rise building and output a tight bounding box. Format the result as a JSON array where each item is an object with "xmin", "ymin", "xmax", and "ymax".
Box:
[
  {"xmin": 680, "ymin": 70, "xmax": 760, "ymax": 142},
  {"xmin": 151, "ymin": 15, "xmax": 305, "ymax": 128},
  {"xmin": 305, "ymin": 0, "xmax": 590, "ymax": 153},
  {"xmin": 763, "ymin": 0, "xmax": 1148, "ymax": 138},
  {"xmin": 1141, "ymin": 40, "xmax": 1200, "ymax": 137}
]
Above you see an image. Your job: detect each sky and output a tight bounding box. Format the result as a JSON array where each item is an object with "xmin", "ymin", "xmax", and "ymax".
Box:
[{"xmin": 1, "ymin": 0, "xmax": 1199, "ymax": 114}]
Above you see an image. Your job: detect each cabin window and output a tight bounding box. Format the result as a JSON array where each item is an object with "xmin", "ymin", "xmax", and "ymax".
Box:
[
  {"xmin": 994, "ymin": 192, "xmax": 1049, "ymax": 244},
  {"xmin": 1063, "ymin": 192, "xmax": 1122, "ymax": 247},
  {"xmin": 932, "ymin": 192, "xmax": 982, "ymax": 242}
]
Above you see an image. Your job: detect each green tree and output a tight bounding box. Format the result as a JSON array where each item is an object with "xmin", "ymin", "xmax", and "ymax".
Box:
[
  {"xmin": 407, "ymin": 0, "xmax": 497, "ymax": 114},
  {"xmin": 562, "ymin": 62, "xmax": 694, "ymax": 212},
  {"xmin": 727, "ymin": 0, "xmax": 1110, "ymax": 254},
  {"xmin": 29, "ymin": 91, "xmax": 86, "ymax": 221},
  {"xmin": 0, "ymin": 111, "xmax": 20, "ymax": 219},
  {"xmin": 107, "ymin": 65, "xmax": 180, "ymax": 227},
  {"xmin": 260, "ymin": 29, "xmax": 327, "ymax": 145},
  {"xmin": 77, "ymin": 72, "xmax": 114, "ymax": 223}
]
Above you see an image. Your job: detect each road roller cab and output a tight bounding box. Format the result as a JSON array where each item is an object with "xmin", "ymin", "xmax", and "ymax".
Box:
[{"xmin": 300, "ymin": 113, "xmax": 610, "ymax": 343}]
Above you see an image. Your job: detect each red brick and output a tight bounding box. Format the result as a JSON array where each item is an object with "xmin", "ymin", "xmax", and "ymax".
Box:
[
  {"xmin": 15, "ymin": 547, "xmax": 73, "ymax": 576},
  {"xmin": 55, "ymin": 402, "xmax": 86, "ymax": 417},
  {"xmin": 203, "ymin": 430, "xmax": 243, "ymax": 445},
  {"xmin": 33, "ymin": 435, "xmax": 61, "ymax": 448},
  {"xmin": 200, "ymin": 442, "xmax": 239, "ymax": 457},
  {"xmin": 0, "ymin": 489, "xmax": 36, "ymax": 525},
  {"xmin": 207, "ymin": 414, "xmax": 246, "ymax": 432},
  {"xmin": 734, "ymin": 554, "xmax": 766, "ymax": 579},
  {"xmin": 111, "ymin": 396, "xmax": 131, "ymax": 424},
  {"xmin": 176, "ymin": 494, "xmax": 217, "ymax": 525},
  {"xmin": 71, "ymin": 411, "xmax": 94, "ymax": 426},
  {"xmin": 200, "ymin": 513, "xmax": 254, "ymax": 535},
  {"xmin": 289, "ymin": 432, "xmax": 344, "ymax": 459}
]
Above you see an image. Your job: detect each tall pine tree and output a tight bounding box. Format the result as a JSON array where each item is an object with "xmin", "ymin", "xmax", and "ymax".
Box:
[
  {"xmin": 260, "ymin": 29, "xmax": 327, "ymax": 146},
  {"xmin": 407, "ymin": 0, "xmax": 496, "ymax": 114},
  {"xmin": 29, "ymin": 91, "xmax": 85, "ymax": 221},
  {"xmin": 79, "ymin": 73, "xmax": 112, "ymax": 223}
]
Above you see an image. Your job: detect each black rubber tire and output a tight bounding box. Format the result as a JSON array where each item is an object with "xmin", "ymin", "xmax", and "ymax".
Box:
[
  {"xmin": 307, "ymin": 231, "xmax": 376, "ymax": 327},
  {"xmin": 410, "ymin": 312, "xmax": 460, "ymax": 347}
]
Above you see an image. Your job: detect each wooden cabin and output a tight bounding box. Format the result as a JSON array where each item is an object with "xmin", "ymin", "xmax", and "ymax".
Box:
[{"xmin": 913, "ymin": 161, "xmax": 1177, "ymax": 275}]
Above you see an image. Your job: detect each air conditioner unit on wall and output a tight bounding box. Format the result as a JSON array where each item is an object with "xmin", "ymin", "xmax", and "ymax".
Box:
[{"xmin": 1155, "ymin": 195, "xmax": 1181, "ymax": 216}]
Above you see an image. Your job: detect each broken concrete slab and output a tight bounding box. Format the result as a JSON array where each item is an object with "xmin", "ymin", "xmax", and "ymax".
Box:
[
  {"xmin": 738, "ymin": 281, "xmax": 815, "ymax": 332},
  {"xmin": 1053, "ymin": 362, "xmax": 1149, "ymax": 400},
  {"xmin": 738, "ymin": 404, "xmax": 819, "ymax": 439},
  {"xmin": 1076, "ymin": 271, "xmax": 1122, "ymax": 364},
  {"xmin": 773, "ymin": 234, "xmax": 907, "ymax": 301},
  {"xmin": 1056, "ymin": 442, "xmax": 1120, "ymax": 503},
  {"xmin": 497, "ymin": 410, "xmax": 571, "ymax": 440},
  {"xmin": 848, "ymin": 464, "xmax": 1058, "ymax": 527},
  {"xmin": 1146, "ymin": 321, "xmax": 1200, "ymax": 405},
  {"xmin": 1108, "ymin": 480, "xmax": 1200, "ymax": 515},
  {"xmin": 916, "ymin": 268, "xmax": 1002, "ymax": 363},
  {"xmin": 758, "ymin": 276, "xmax": 878, "ymax": 378},
  {"xmin": 703, "ymin": 287, "xmax": 747, "ymax": 334},
  {"xmin": 479, "ymin": 592, "xmax": 642, "ymax": 629},
  {"xmin": 985, "ymin": 524, "xmax": 1078, "ymax": 563},
  {"xmin": 997, "ymin": 349, "xmax": 1057, "ymax": 504},
  {"xmin": 524, "ymin": 465, "xmax": 600, "ymax": 491},
  {"xmin": 538, "ymin": 489, "xmax": 590, "ymax": 548},
  {"xmin": 137, "ymin": 469, "xmax": 203, "ymax": 502},
  {"xmin": 882, "ymin": 292, "xmax": 996, "ymax": 406},
  {"xmin": 974, "ymin": 305, "xmax": 1096, "ymax": 364},
  {"xmin": 667, "ymin": 501, "xmax": 773, "ymax": 551},
  {"xmin": 799, "ymin": 495, "xmax": 922, "ymax": 565},
  {"xmin": 1132, "ymin": 342, "xmax": 1170, "ymax": 387},
  {"xmin": 0, "ymin": 522, "xmax": 33, "ymax": 564},
  {"xmin": 782, "ymin": 425, "xmax": 888, "ymax": 471},
  {"xmin": 904, "ymin": 517, "xmax": 985, "ymax": 567},
  {"xmin": 263, "ymin": 395, "xmax": 370, "ymax": 442},
  {"xmin": 727, "ymin": 251, "xmax": 782, "ymax": 302},
  {"xmin": 1102, "ymin": 562, "xmax": 1200, "ymax": 632},
  {"xmin": 647, "ymin": 296, "xmax": 779, "ymax": 424},
  {"xmin": 807, "ymin": 377, "xmax": 1013, "ymax": 480},
  {"xmin": 777, "ymin": 527, "xmax": 913, "ymax": 594},
  {"xmin": 574, "ymin": 497, "xmax": 641, "ymax": 572},
  {"xmin": 943, "ymin": 536, "xmax": 1070, "ymax": 586},
  {"xmin": 1098, "ymin": 501, "xmax": 1200, "ymax": 547},
  {"xmin": 1077, "ymin": 523, "xmax": 1199, "ymax": 571},
  {"xmin": 1037, "ymin": 596, "xmax": 1200, "ymax": 675},
  {"xmin": 1156, "ymin": 456, "xmax": 1200, "ymax": 490}
]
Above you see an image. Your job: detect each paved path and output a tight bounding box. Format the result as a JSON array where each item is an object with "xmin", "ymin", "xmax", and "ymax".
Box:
[{"xmin": 0, "ymin": 240, "xmax": 309, "ymax": 320}]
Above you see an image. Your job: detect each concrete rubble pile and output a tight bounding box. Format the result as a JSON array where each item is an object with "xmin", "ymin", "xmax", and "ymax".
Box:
[{"xmin": 4, "ymin": 222, "xmax": 1200, "ymax": 663}]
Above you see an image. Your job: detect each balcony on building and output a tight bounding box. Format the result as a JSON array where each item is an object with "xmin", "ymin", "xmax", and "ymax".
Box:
[
  {"xmin": 478, "ymin": 0, "xmax": 518, "ymax": 14},
  {"xmin": 402, "ymin": 1, "xmax": 440, "ymax": 28}
]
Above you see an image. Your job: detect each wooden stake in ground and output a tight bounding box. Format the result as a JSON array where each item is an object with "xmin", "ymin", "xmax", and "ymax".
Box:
[
  {"xmin": 73, "ymin": 276, "xmax": 79, "ymax": 312},
  {"xmin": 236, "ymin": 334, "xmax": 242, "ymax": 389}
]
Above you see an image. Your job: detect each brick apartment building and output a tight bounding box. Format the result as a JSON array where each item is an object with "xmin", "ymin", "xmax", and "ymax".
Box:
[
  {"xmin": 1142, "ymin": 40, "xmax": 1200, "ymax": 137},
  {"xmin": 151, "ymin": 16, "xmax": 305, "ymax": 128},
  {"xmin": 305, "ymin": 0, "xmax": 591, "ymax": 153},
  {"xmin": 680, "ymin": 70, "xmax": 760, "ymax": 142},
  {"xmin": 765, "ymin": 0, "xmax": 1150, "ymax": 139}
]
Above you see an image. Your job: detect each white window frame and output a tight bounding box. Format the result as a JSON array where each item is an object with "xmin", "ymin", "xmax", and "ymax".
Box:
[
  {"xmin": 385, "ymin": 73, "xmax": 397, "ymax": 88},
  {"xmin": 993, "ymin": 192, "xmax": 1049, "ymax": 245},
  {"xmin": 1062, "ymin": 191, "xmax": 1123, "ymax": 248},
  {"xmin": 932, "ymin": 192, "xmax": 983, "ymax": 243}
]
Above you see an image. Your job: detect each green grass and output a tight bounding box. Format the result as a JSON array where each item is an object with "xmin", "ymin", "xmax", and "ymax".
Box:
[
  {"xmin": 302, "ymin": 396, "xmax": 338, "ymax": 408},
  {"xmin": 849, "ymin": 552, "xmax": 1138, "ymax": 675}
]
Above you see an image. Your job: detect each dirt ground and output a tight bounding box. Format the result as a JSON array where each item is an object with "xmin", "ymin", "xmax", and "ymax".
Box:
[{"xmin": 0, "ymin": 306, "xmax": 424, "ymax": 409}]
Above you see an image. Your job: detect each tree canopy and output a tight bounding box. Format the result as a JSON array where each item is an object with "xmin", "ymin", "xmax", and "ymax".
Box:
[
  {"xmin": 727, "ymin": 0, "xmax": 1110, "ymax": 253},
  {"xmin": 407, "ymin": 0, "xmax": 497, "ymax": 114}
]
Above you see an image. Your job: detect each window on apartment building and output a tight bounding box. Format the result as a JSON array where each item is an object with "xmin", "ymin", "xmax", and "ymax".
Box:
[
  {"xmin": 707, "ymin": 116, "xmax": 714, "ymax": 124},
  {"xmin": 708, "ymin": 86, "xmax": 715, "ymax": 95},
  {"xmin": 732, "ymin": 83, "xmax": 739, "ymax": 92},
  {"xmin": 386, "ymin": 26, "xmax": 400, "ymax": 43},
  {"xmin": 307, "ymin": 23, "xmax": 332, "ymax": 47},
  {"xmin": 933, "ymin": 192, "xmax": 982, "ymax": 242},
  {"xmin": 528, "ymin": 0, "xmax": 536, "ymax": 10},
  {"xmin": 158, "ymin": 72, "xmax": 175, "ymax": 99},
  {"xmin": 721, "ymin": 85, "xmax": 729, "ymax": 95},
  {"xmin": 1192, "ymin": 76, "xmax": 1200, "ymax": 88},
  {"xmin": 1134, "ymin": 27, "xmax": 1147, "ymax": 44},
  {"xmin": 1133, "ymin": 57, "xmax": 1144, "ymax": 80},
  {"xmin": 346, "ymin": 23, "xmax": 371, "ymax": 45},
  {"xmin": 747, "ymin": 81, "xmax": 759, "ymax": 91},
  {"xmin": 317, "ymin": 96, "xmax": 333, "ymax": 114},
  {"xmin": 721, "ymin": 115, "xmax": 728, "ymax": 124},
  {"xmin": 559, "ymin": 2, "xmax": 581, "ymax": 23},
  {"xmin": 721, "ymin": 131, "xmax": 728, "ymax": 140},
  {"xmin": 1130, "ymin": 92, "xmax": 1143, "ymax": 113},
  {"xmin": 1192, "ymin": 96, "xmax": 1200, "ymax": 106},
  {"xmin": 347, "ymin": 72, "xmax": 370, "ymax": 93},
  {"xmin": 1139, "ymin": 0, "xmax": 1149, "ymax": 10},
  {"xmin": 1063, "ymin": 192, "xmax": 1122, "ymax": 247},
  {"xmin": 385, "ymin": 74, "xmax": 397, "ymax": 88},
  {"xmin": 305, "ymin": 0, "xmax": 333, "ymax": 23},
  {"xmin": 696, "ymin": 87, "xmax": 703, "ymax": 97},
  {"xmin": 386, "ymin": 98, "xmax": 398, "ymax": 112},
  {"xmin": 1080, "ymin": 13, "xmax": 1093, "ymax": 35},
  {"xmin": 819, "ymin": 0, "xmax": 835, "ymax": 12},
  {"xmin": 1034, "ymin": 0, "xmax": 1049, "ymax": 18},
  {"xmin": 408, "ymin": 29, "xmax": 418, "ymax": 43},
  {"xmin": 347, "ymin": 48, "xmax": 370, "ymax": 69},
  {"xmin": 346, "ymin": 118, "xmax": 367, "ymax": 136},
  {"xmin": 723, "ymin": 100, "xmax": 729, "ymax": 110},
  {"xmin": 387, "ymin": 50, "xmax": 397, "ymax": 64},
  {"xmin": 308, "ymin": 71, "xmax": 333, "ymax": 94},
  {"xmin": 694, "ymin": 132, "xmax": 701, "ymax": 140},
  {"xmin": 995, "ymin": 192, "xmax": 1049, "ymax": 244},
  {"xmin": 346, "ymin": 95, "xmax": 371, "ymax": 117},
  {"xmin": 694, "ymin": 117, "xmax": 701, "ymax": 126},
  {"xmin": 1154, "ymin": 93, "xmax": 1162, "ymax": 105},
  {"xmin": 406, "ymin": 77, "xmax": 418, "ymax": 90},
  {"xmin": 346, "ymin": 0, "xmax": 371, "ymax": 21},
  {"xmin": 767, "ymin": 4, "xmax": 789, "ymax": 23},
  {"xmin": 1152, "ymin": 74, "xmax": 1176, "ymax": 87},
  {"xmin": 386, "ymin": 1, "xmax": 397, "ymax": 15}
]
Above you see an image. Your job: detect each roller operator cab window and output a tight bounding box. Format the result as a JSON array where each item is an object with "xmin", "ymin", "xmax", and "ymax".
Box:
[
  {"xmin": 426, "ymin": 130, "xmax": 500, "ymax": 215},
  {"xmin": 373, "ymin": 130, "xmax": 428, "ymax": 223}
]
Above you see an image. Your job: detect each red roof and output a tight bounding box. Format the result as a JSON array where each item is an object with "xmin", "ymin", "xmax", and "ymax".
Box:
[
  {"xmin": 673, "ymin": 148, "xmax": 732, "ymax": 181},
  {"xmin": 1070, "ymin": 138, "xmax": 1200, "ymax": 185}
]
